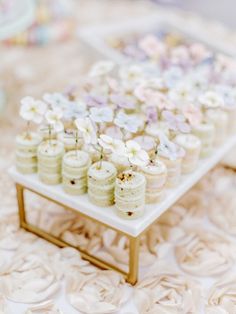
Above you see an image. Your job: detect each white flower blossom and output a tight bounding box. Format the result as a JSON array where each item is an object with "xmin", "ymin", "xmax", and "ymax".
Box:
[
  {"xmin": 75, "ymin": 117, "xmax": 97, "ymax": 145},
  {"xmin": 157, "ymin": 132, "xmax": 185, "ymax": 161},
  {"xmin": 119, "ymin": 65, "xmax": 144, "ymax": 91},
  {"xmin": 64, "ymin": 101, "xmax": 88, "ymax": 120},
  {"xmin": 45, "ymin": 108, "xmax": 64, "ymax": 132},
  {"xmin": 119, "ymin": 65, "xmax": 143, "ymax": 82},
  {"xmin": 43, "ymin": 92, "xmax": 69, "ymax": 111},
  {"xmin": 20, "ymin": 97, "xmax": 47, "ymax": 124},
  {"xmin": 89, "ymin": 61, "xmax": 115, "ymax": 77},
  {"xmin": 168, "ymin": 83, "xmax": 194, "ymax": 105},
  {"xmin": 198, "ymin": 91, "xmax": 224, "ymax": 109},
  {"xmin": 114, "ymin": 111, "xmax": 141, "ymax": 133},
  {"xmin": 125, "ymin": 140, "xmax": 149, "ymax": 167},
  {"xmin": 90, "ymin": 107, "xmax": 113, "ymax": 123},
  {"xmin": 98, "ymin": 134, "xmax": 126, "ymax": 155}
]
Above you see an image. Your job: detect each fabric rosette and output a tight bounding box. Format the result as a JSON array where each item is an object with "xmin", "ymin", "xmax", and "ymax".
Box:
[
  {"xmin": 102, "ymin": 224, "xmax": 176, "ymax": 268},
  {"xmin": 134, "ymin": 262, "xmax": 202, "ymax": 314},
  {"xmin": 25, "ymin": 300, "xmax": 63, "ymax": 314},
  {"xmin": 175, "ymin": 226, "xmax": 234, "ymax": 276},
  {"xmin": 0, "ymin": 251, "xmax": 60, "ymax": 303},
  {"xmin": 66, "ymin": 270, "xmax": 128, "ymax": 314},
  {"xmin": 206, "ymin": 274, "xmax": 236, "ymax": 314}
]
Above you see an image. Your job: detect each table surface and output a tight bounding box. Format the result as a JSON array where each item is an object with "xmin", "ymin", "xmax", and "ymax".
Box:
[{"xmin": 9, "ymin": 135, "xmax": 236, "ymax": 237}]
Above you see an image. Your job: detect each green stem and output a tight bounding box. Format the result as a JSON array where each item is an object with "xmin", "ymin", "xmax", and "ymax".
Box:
[
  {"xmin": 26, "ymin": 121, "xmax": 30, "ymax": 137},
  {"xmin": 98, "ymin": 147, "xmax": 104, "ymax": 170},
  {"xmin": 49, "ymin": 125, "xmax": 52, "ymax": 146}
]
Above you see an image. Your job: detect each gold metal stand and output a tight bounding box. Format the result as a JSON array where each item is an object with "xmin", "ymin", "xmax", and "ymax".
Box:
[{"xmin": 15, "ymin": 183, "xmax": 140, "ymax": 285}]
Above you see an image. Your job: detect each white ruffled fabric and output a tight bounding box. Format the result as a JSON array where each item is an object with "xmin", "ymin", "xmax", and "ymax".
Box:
[
  {"xmin": 205, "ymin": 168, "xmax": 236, "ymax": 236},
  {"xmin": 134, "ymin": 262, "xmax": 202, "ymax": 314},
  {"xmin": 206, "ymin": 273, "xmax": 236, "ymax": 314},
  {"xmin": 158, "ymin": 190, "xmax": 206, "ymax": 228},
  {"xmin": 25, "ymin": 300, "xmax": 63, "ymax": 314},
  {"xmin": 175, "ymin": 226, "xmax": 234, "ymax": 276},
  {"xmin": 0, "ymin": 294, "xmax": 12, "ymax": 314},
  {"xmin": 0, "ymin": 252, "xmax": 60, "ymax": 303},
  {"xmin": 66, "ymin": 270, "xmax": 128, "ymax": 314},
  {"xmin": 102, "ymin": 225, "xmax": 173, "ymax": 268}
]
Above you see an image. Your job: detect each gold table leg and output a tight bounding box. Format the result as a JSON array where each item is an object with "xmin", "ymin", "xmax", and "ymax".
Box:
[
  {"xmin": 128, "ymin": 236, "xmax": 140, "ymax": 285},
  {"xmin": 15, "ymin": 183, "xmax": 140, "ymax": 285},
  {"xmin": 16, "ymin": 183, "xmax": 26, "ymax": 227}
]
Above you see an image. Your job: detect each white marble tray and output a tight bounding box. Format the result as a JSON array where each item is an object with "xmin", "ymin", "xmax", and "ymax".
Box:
[
  {"xmin": 9, "ymin": 135, "xmax": 236, "ymax": 237},
  {"xmin": 78, "ymin": 12, "xmax": 230, "ymax": 64}
]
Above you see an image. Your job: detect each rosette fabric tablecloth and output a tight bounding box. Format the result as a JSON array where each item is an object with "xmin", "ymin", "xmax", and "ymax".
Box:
[{"xmin": 1, "ymin": 1, "xmax": 236, "ymax": 313}]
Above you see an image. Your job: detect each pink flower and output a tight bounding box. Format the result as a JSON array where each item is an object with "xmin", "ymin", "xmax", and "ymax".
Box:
[
  {"xmin": 182, "ymin": 104, "xmax": 202, "ymax": 127},
  {"xmin": 135, "ymin": 84, "xmax": 175, "ymax": 111},
  {"xmin": 162, "ymin": 110, "xmax": 191, "ymax": 133},
  {"xmin": 189, "ymin": 43, "xmax": 211, "ymax": 64},
  {"xmin": 146, "ymin": 106, "xmax": 158, "ymax": 124},
  {"xmin": 170, "ymin": 46, "xmax": 190, "ymax": 67},
  {"xmin": 110, "ymin": 93, "xmax": 135, "ymax": 110},
  {"xmin": 138, "ymin": 35, "xmax": 166, "ymax": 59}
]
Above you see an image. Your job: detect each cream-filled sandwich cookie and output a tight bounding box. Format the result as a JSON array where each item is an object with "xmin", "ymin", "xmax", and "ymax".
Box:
[
  {"xmin": 62, "ymin": 150, "xmax": 91, "ymax": 195},
  {"xmin": 140, "ymin": 160, "xmax": 167, "ymax": 204},
  {"xmin": 37, "ymin": 140, "xmax": 64, "ymax": 185},
  {"xmin": 57, "ymin": 129, "xmax": 83, "ymax": 152},
  {"xmin": 16, "ymin": 132, "xmax": 42, "ymax": 174},
  {"xmin": 115, "ymin": 170, "xmax": 146, "ymax": 219},
  {"xmin": 175, "ymin": 134, "xmax": 201, "ymax": 174},
  {"xmin": 88, "ymin": 161, "xmax": 117, "ymax": 207},
  {"xmin": 38, "ymin": 124, "xmax": 57, "ymax": 140},
  {"xmin": 205, "ymin": 109, "xmax": 228, "ymax": 145},
  {"xmin": 192, "ymin": 123, "xmax": 215, "ymax": 157},
  {"xmin": 157, "ymin": 140, "xmax": 185, "ymax": 188}
]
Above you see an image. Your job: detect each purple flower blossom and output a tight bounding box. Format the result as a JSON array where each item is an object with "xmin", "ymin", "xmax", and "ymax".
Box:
[
  {"xmin": 84, "ymin": 94, "xmax": 107, "ymax": 108},
  {"xmin": 162, "ymin": 110, "xmax": 191, "ymax": 133},
  {"xmin": 110, "ymin": 93, "xmax": 136, "ymax": 110},
  {"xmin": 146, "ymin": 106, "xmax": 158, "ymax": 124}
]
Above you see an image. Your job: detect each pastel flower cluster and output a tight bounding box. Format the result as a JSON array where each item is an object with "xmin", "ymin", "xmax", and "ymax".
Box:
[{"xmin": 19, "ymin": 48, "xmax": 236, "ymax": 167}]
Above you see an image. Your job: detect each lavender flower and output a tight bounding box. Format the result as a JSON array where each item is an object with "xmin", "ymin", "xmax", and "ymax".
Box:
[{"xmin": 162, "ymin": 110, "xmax": 191, "ymax": 133}]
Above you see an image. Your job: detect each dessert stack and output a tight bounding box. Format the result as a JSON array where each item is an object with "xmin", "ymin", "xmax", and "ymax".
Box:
[
  {"xmin": 175, "ymin": 134, "xmax": 201, "ymax": 174},
  {"xmin": 37, "ymin": 140, "xmax": 64, "ymax": 185},
  {"xmin": 115, "ymin": 171, "xmax": 146, "ymax": 219},
  {"xmin": 62, "ymin": 150, "xmax": 91, "ymax": 195},
  {"xmin": 88, "ymin": 161, "xmax": 117, "ymax": 207},
  {"xmin": 16, "ymin": 132, "xmax": 42, "ymax": 174},
  {"xmin": 140, "ymin": 160, "xmax": 167, "ymax": 203},
  {"xmin": 193, "ymin": 123, "xmax": 215, "ymax": 157},
  {"xmin": 58, "ymin": 130, "xmax": 83, "ymax": 152}
]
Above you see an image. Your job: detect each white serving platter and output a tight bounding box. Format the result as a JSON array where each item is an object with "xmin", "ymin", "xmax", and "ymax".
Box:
[{"xmin": 9, "ymin": 134, "xmax": 236, "ymax": 237}]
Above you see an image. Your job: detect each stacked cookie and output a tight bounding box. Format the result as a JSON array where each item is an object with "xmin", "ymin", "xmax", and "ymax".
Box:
[
  {"xmin": 16, "ymin": 132, "xmax": 42, "ymax": 174},
  {"xmin": 175, "ymin": 134, "xmax": 201, "ymax": 174},
  {"xmin": 37, "ymin": 140, "xmax": 64, "ymax": 185},
  {"xmin": 193, "ymin": 123, "xmax": 215, "ymax": 157},
  {"xmin": 62, "ymin": 150, "xmax": 91, "ymax": 195},
  {"xmin": 140, "ymin": 160, "xmax": 167, "ymax": 204},
  {"xmin": 88, "ymin": 161, "xmax": 117, "ymax": 207},
  {"xmin": 205, "ymin": 110, "xmax": 228, "ymax": 145},
  {"xmin": 58, "ymin": 130, "xmax": 83, "ymax": 152},
  {"xmin": 115, "ymin": 171, "xmax": 146, "ymax": 219}
]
